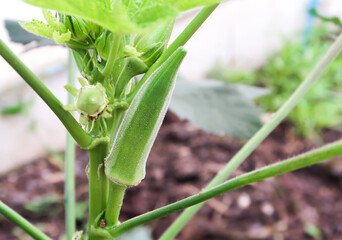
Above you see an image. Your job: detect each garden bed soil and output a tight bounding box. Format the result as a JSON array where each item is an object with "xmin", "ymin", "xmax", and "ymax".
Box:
[{"xmin": 1, "ymin": 112, "xmax": 342, "ymax": 240}]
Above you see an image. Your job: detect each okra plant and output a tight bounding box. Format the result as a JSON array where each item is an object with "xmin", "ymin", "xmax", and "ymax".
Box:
[{"xmin": 1, "ymin": 1, "xmax": 342, "ymax": 240}]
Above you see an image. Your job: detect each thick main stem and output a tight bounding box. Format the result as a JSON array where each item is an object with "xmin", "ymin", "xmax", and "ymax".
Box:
[
  {"xmin": 0, "ymin": 39, "xmax": 92, "ymax": 149},
  {"xmin": 88, "ymin": 144, "xmax": 109, "ymax": 229},
  {"xmin": 160, "ymin": 31, "xmax": 342, "ymax": 240}
]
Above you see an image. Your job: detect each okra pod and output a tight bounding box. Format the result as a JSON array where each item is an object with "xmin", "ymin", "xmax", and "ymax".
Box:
[{"xmin": 105, "ymin": 48, "xmax": 186, "ymax": 187}]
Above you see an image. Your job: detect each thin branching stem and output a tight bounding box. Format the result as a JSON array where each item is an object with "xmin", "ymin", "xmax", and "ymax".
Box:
[
  {"xmin": 0, "ymin": 39, "xmax": 92, "ymax": 149},
  {"xmin": 65, "ymin": 51, "xmax": 76, "ymax": 239},
  {"xmin": 160, "ymin": 31, "xmax": 342, "ymax": 240},
  {"xmin": 109, "ymin": 139, "xmax": 342, "ymax": 237},
  {"xmin": 0, "ymin": 201, "xmax": 52, "ymax": 240}
]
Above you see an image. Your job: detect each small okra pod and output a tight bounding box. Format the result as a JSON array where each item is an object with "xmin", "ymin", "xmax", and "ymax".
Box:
[
  {"xmin": 105, "ymin": 48, "xmax": 186, "ymax": 187},
  {"xmin": 134, "ymin": 20, "xmax": 174, "ymax": 67},
  {"xmin": 63, "ymin": 15, "xmax": 91, "ymax": 41},
  {"xmin": 112, "ymin": 57, "xmax": 148, "ymax": 98}
]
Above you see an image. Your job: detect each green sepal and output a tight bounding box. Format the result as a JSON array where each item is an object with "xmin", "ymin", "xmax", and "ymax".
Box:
[
  {"xmin": 140, "ymin": 42, "xmax": 165, "ymax": 67},
  {"xmin": 105, "ymin": 48, "xmax": 186, "ymax": 187},
  {"xmin": 124, "ymin": 45, "xmax": 142, "ymax": 58},
  {"xmin": 95, "ymin": 30, "xmax": 114, "ymax": 61},
  {"xmin": 42, "ymin": 9, "xmax": 66, "ymax": 33},
  {"xmin": 52, "ymin": 31, "xmax": 71, "ymax": 44},
  {"xmin": 62, "ymin": 15, "xmax": 92, "ymax": 41},
  {"xmin": 72, "ymin": 50, "xmax": 105, "ymax": 84},
  {"xmin": 82, "ymin": 136, "xmax": 110, "ymax": 150},
  {"xmin": 64, "ymin": 84, "xmax": 78, "ymax": 96},
  {"xmin": 134, "ymin": 19, "xmax": 174, "ymax": 67},
  {"xmin": 134, "ymin": 19, "xmax": 174, "ymax": 52},
  {"xmin": 79, "ymin": 115, "xmax": 88, "ymax": 125},
  {"xmin": 72, "ymin": 50, "xmax": 89, "ymax": 78},
  {"xmin": 63, "ymin": 104, "xmax": 76, "ymax": 111},
  {"xmin": 78, "ymin": 77, "xmax": 88, "ymax": 87}
]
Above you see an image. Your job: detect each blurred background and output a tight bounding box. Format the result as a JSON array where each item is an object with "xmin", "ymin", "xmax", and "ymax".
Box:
[{"xmin": 1, "ymin": 0, "xmax": 342, "ymax": 239}]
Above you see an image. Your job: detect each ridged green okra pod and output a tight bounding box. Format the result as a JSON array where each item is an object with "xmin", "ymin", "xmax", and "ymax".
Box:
[{"xmin": 105, "ymin": 48, "xmax": 186, "ymax": 187}]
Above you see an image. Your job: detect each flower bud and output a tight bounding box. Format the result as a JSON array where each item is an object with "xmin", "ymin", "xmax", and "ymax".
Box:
[
  {"xmin": 133, "ymin": 20, "xmax": 174, "ymax": 67},
  {"xmin": 75, "ymin": 83, "xmax": 108, "ymax": 117},
  {"xmin": 61, "ymin": 14, "xmax": 102, "ymax": 42},
  {"xmin": 95, "ymin": 30, "xmax": 114, "ymax": 61}
]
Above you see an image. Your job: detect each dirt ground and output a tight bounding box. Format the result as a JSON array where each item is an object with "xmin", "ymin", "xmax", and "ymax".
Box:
[{"xmin": 1, "ymin": 112, "xmax": 342, "ymax": 240}]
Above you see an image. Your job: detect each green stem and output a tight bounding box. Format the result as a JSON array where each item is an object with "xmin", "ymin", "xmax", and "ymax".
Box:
[
  {"xmin": 88, "ymin": 144, "xmax": 109, "ymax": 229},
  {"xmin": 0, "ymin": 201, "xmax": 51, "ymax": 240},
  {"xmin": 101, "ymin": 34, "xmax": 123, "ymax": 77},
  {"xmin": 108, "ymin": 110, "xmax": 124, "ymax": 143},
  {"xmin": 0, "ymin": 39, "xmax": 92, "ymax": 149},
  {"xmin": 109, "ymin": 139, "xmax": 342, "ymax": 237},
  {"xmin": 105, "ymin": 182, "xmax": 126, "ymax": 226},
  {"xmin": 160, "ymin": 31, "xmax": 342, "ymax": 240},
  {"xmin": 65, "ymin": 51, "xmax": 76, "ymax": 239},
  {"xmin": 128, "ymin": 4, "xmax": 219, "ymax": 101}
]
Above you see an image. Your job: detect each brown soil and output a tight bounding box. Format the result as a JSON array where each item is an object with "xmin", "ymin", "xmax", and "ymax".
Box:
[{"xmin": 1, "ymin": 112, "xmax": 342, "ymax": 240}]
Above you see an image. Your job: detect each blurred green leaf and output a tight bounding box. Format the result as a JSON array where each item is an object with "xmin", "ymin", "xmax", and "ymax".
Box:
[
  {"xmin": 75, "ymin": 201, "xmax": 88, "ymax": 220},
  {"xmin": 45, "ymin": 147, "xmax": 65, "ymax": 170},
  {"xmin": 23, "ymin": 0, "xmax": 176, "ymax": 34},
  {"xmin": 23, "ymin": 0, "xmax": 224, "ymax": 34},
  {"xmin": 0, "ymin": 99, "xmax": 33, "ymax": 116},
  {"xmin": 210, "ymin": 25, "xmax": 342, "ymax": 139},
  {"xmin": 170, "ymin": 80, "xmax": 267, "ymax": 139},
  {"xmin": 311, "ymin": 9, "xmax": 342, "ymax": 27},
  {"xmin": 304, "ymin": 222, "xmax": 322, "ymax": 239},
  {"xmin": 5, "ymin": 19, "xmax": 57, "ymax": 50},
  {"xmin": 157, "ymin": 0, "xmax": 223, "ymax": 11},
  {"xmin": 24, "ymin": 193, "xmax": 62, "ymax": 217}
]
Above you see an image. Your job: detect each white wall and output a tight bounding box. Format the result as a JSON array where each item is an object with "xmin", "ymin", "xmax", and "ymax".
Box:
[{"xmin": 173, "ymin": 0, "xmax": 310, "ymax": 80}]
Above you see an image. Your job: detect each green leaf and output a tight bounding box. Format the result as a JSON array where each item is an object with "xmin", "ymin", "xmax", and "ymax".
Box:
[
  {"xmin": 23, "ymin": 0, "xmax": 223, "ymax": 34},
  {"xmin": 160, "ymin": 0, "xmax": 223, "ymax": 11},
  {"xmin": 23, "ymin": 0, "xmax": 178, "ymax": 34},
  {"xmin": 5, "ymin": 20, "xmax": 56, "ymax": 47},
  {"xmin": 23, "ymin": 0, "xmax": 135, "ymax": 33},
  {"xmin": 0, "ymin": 99, "xmax": 34, "ymax": 116},
  {"xmin": 311, "ymin": 9, "xmax": 342, "ymax": 27},
  {"xmin": 304, "ymin": 222, "xmax": 322, "ymax": 239},
  {"xmin": 24, "ymin": 193, "xmax": 61, "ymax": 217},
  {"xmin": 169, "ymin": 80, "xmax": 267, "ymax": 139},
  {"xmin": 19, "ymin": 14, "xmax": 71, "ymax": 44},
  {"xmin": 19, "ymin": 19, "xmax": 54, "ymax": 39}
]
